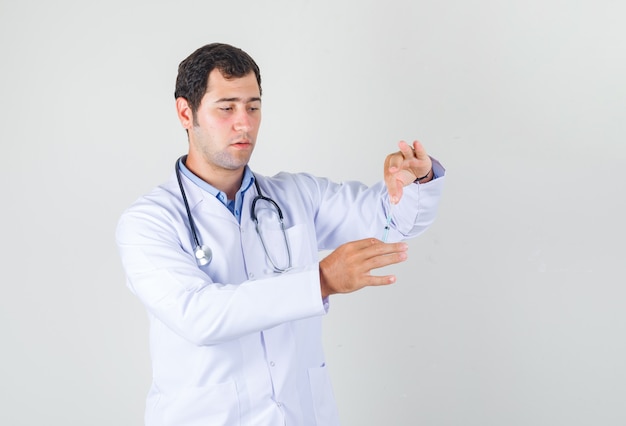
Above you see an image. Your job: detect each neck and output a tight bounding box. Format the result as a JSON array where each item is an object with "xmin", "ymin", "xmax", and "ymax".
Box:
[{"xmin": 184, "ymin": 155, "xmax": 244, "ymax": 200}]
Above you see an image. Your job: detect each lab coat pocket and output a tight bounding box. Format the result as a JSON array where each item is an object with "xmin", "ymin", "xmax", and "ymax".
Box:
[
  {"xmin": 307, "ymin": 364, "xmax": 340, "ymax": 426},
  {"xmin": 260, "ymin": 223, "xmax": 311, "ymax": 271},
  {"xmin": 284, "ymin": 223, "xmax": 311, "ymax": 266},
  {"xmin": 160, "ymin": 381, "xmax": 241, "ymax": 426}
]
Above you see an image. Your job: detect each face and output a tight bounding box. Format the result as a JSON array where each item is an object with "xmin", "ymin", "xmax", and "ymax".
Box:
[{"xmin": 179, "ymin": 69, "xmax": 262, "ymax": 175}]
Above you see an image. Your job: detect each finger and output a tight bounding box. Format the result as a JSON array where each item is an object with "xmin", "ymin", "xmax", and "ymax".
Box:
[
  {"xmin": 412, "ymin": 140, "xmax": 429, "ymax": 161},
  {"xmin": 363, "ymin": 249, "xmax": 408, "ymax": 272},
  {"xmin": 398, "ymin": 140, "xmax": 415, "ymax": 160},
  {"xmin": 385, "ymin": 156, "xmax": 406, "ymax": 204},
  {"xmin": 387, "ymin": 141, "xmax": 413, "ymax": 174},
  {"xmin": 359, "ymin": 274, "xmax": 397, "ymax": 286},
  {"xmin": 354, "ymin": 241, "xmax": 408, "ymax": 271},
  {"xmin": 385, "ymin": 140, "xmax": 421, "ymax": 204},
  {"xmin": 384, "ymin": 171, "xmax": 400, "ymax": 204},
  {"xmin": 368, "ymin": 241, "xmax": 409, "ymax": 257},
  {"xmin": 354, "ymin": 239, "xmax": 408, "ymax": 256},
  {"xmin": 349, "ymin": 238, "xmax": 387, "ymax": 251},
  {"xmin": 386, "ymin": 153, "xmax": 403, "ymax": 174}
]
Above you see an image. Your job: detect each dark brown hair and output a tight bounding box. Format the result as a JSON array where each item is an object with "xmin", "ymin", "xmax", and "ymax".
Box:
[{"xmin": 174, "ymin": 43, "xmax": 262, "ymax": 114}]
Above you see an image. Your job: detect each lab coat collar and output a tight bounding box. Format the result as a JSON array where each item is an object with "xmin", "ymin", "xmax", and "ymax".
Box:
[{"xmin": 173, "ymin": 157, "xmax": 255, "ymax": 216}]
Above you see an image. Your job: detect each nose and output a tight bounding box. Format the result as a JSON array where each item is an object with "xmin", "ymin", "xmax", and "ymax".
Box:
[{"xmin": 233, "ymin": 110, "xmax": 252, "ymax": 132}]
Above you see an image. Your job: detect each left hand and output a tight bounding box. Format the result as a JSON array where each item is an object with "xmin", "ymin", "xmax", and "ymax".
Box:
[
  {"xmin": 384, "ymin": 140, "xmax": 433, "ymax": 204},
  {"xmin": 319, "ymin": 238, "xmax": 408, "ymax": 298}
]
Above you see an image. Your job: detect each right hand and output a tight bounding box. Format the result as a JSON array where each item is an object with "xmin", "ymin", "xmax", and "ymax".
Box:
[
  {"xmin": 319, "ymin": 238, "xmax": 409, "ymax": 299},
  {"xmin": 384, "ymin": 140, "xmax": 433, "ymax": 204}
]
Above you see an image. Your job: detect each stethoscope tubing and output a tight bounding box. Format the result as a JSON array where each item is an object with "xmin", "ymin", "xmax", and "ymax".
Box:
[{"xmin": 175, "ymin": 156, "xmax": 292, "ymax": 272}]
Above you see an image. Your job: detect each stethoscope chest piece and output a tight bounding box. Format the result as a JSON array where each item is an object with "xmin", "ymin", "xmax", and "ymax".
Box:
[
  {"xmin": 176, "ymin": 157, "xmax": 214, "ymax": 267},
  {"xmin": 194, "ymin": 245, "xmax": 212, "ymax": 266}
]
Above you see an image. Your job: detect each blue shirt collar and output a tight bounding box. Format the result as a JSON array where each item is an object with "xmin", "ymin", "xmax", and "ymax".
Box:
[{"xmin": 177, "ymin": 155, "xmax": 255, "ymax": 220}]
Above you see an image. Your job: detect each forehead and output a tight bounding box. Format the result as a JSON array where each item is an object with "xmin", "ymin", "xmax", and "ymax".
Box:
[{"xmin": 205, "ymin": 69, "xmax": 260, "ymax": 99}]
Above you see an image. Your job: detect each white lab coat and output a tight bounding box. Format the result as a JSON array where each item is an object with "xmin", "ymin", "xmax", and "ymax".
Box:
[{"xmin": 116, "ymin": 161, "xmax": 445, "ymax": 426}]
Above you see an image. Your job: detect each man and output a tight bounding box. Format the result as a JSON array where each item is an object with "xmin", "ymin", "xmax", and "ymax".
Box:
[{"xmin": 116, "ymin": 43, "xmax": 445, "ymax": 425}]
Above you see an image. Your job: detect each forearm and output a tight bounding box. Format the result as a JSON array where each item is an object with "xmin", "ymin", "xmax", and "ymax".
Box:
[
  {"xmin": 123, "ymin": 257, "xmax": 326, "ymax": 345},
  {"xmin": 117, "ymin": 209, "xmax": 327, "ymax": 346}
]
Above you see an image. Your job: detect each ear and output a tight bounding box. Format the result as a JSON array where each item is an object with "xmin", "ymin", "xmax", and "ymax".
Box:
[{"xmin": 176, "ymin": 97, "xmax": 194, "ymax": 129}]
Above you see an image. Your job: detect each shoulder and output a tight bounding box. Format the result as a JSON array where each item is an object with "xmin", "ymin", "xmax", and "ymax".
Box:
[
  {"xmin": 255, "ymin": 171, "xmax": 331, "ymax": 192},
  {"xmin": 124, "ymin": 175, "xmax": 179, "ymax": 214},
  {"xmin": 117, "ymin": 174, "xmax": 182, "ymax": 236}
]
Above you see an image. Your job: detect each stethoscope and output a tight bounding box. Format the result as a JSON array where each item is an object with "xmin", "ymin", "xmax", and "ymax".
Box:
[{"xmin": 175, "ymin": 157, "xmax": 292, "ymax": 272}]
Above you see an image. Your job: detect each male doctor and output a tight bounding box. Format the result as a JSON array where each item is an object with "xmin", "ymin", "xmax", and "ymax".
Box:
[{"xmin": 116, "ymin": 43, "xmax": 445, "ymax": 425}]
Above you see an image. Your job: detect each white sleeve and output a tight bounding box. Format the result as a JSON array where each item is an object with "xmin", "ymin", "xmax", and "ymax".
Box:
[
  {"xmin": 291, "ymin": 157, "xmax": 446, "ymax": 248},
  {"xmin": 385, "ymin": 156, "xmax": 446, "ymax": 241},
  {"xmin": 116, "ymin": 206, "xmax": 326, "ymax": 347}
]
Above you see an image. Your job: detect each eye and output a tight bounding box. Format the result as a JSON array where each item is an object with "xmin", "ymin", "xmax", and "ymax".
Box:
[{"xmin": 219, "ymin": 107, "xmax": 233, "ymax": 111}]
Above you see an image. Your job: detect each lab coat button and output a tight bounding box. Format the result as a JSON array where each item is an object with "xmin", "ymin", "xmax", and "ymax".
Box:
[
  {"xmin": 270, "ymin": 361, "xmax": 275, "ymax": 367},
  {"xmin": 249, "ymin": 273, "xmax": 254, "ymax": 279}
]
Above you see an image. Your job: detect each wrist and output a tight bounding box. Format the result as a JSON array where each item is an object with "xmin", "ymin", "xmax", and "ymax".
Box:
[
  {"xmin": 319, "ymin": 264, "xmax": 332, "ymax": 299},
  {"xmin": 413, "ymin": 167, "xmax": 433, "ymax": 184}
]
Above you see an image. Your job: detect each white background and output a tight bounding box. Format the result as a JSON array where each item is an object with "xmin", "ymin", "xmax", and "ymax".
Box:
[{"xmin": 1, "ymin": 0, "xmax": 625, "ymax": 425}]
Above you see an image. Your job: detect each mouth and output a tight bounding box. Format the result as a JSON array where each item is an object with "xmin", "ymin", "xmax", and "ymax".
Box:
[{"xmin": 231, "ymin": 140, "xmax": 253, "ymax": 149}]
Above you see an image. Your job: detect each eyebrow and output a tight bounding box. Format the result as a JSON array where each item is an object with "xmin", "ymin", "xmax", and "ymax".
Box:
[{"xmin": 214, "ymin": 97, "xmax": 262, "ymax": 103}]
